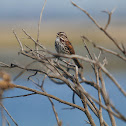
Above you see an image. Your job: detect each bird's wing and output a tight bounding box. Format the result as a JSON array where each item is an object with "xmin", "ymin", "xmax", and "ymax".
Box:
[{"xmin": 65, "ymin": 41, "xmax": 75, "ymax": 54}]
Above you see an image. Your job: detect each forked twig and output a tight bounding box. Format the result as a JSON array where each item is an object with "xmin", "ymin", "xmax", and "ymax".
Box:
[
  {"xmin": 82, "ymin": 35, "xmax": 126, "ymax": 61},
  {"xmin": 94, "ymin": 44, "xmax": 126, "ymax": 61},
  {"xmin": 71, "ymin": 1, "xmax": 125, "ymax": 55},
  {"xmin": 102, "ymin": 8, "xmax": 116, "ymax": 30}
]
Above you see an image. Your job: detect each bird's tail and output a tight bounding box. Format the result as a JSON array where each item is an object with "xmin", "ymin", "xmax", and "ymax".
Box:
[{"xmin": 73, "ymin": 58, "xmax": 83, "ymax": 68}]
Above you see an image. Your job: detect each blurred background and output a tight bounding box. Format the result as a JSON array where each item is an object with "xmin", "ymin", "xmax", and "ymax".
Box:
[
  {"xmin": 0, "ymin": 0, "xmax": 126, "ymax": 48},
  {"xmin": 0, "ymin": 0, "xmax": 126, "ymax": 126}
]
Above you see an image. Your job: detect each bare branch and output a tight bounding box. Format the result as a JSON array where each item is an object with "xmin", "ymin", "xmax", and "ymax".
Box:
[
  {"xmin": 71, "ymin": 1, "xmax": 101, "ymax": 28},
  {"xmin": 12, "ymin": 84, "xmax": 85, "ymax": 112},
  {"xmin": 40, "ymin": 74, "xmax": 62, "ymax": 126},
  {"xmin": 13, "ymin": 29, "xmax": 23, "ymax": 51},
  {"xmin": 4, "ymin": 115, "xmax": 11, "ymax": 126},
  {"xmin": 0, "ymin": 103, "xmax": 18, "ymax": 126},
  {"xmin": 0, "ymin": 62, "xmax": 10, "ymax": 67},
  {"xmin": 82, "ymin": 35, "xmax": 126, "ymax": 61},
  {"xmin": 37, "ymin": 0, "xmax": 47, "ymax": 43},
  {"xmin": 71, "ymin": 1, "xmax": 125, "ymax": 55},
  {"xmin": 22, "ymin": 29, "xmax": 46, "ymax": 50},
  {"xmin": 13, "ymin": 61, "xmax": 37, "ymax": 81},
  {"xmin": 94, "ymin": 65, "xmax": 104, "ymax": 126},
  {"xmin": 102, "ymin": 8, "xmax": 116, "ymax": 30},
  {"xmin": 98, "ymin": 63, "xmax": 126, "ymax": 96},
  {"xmin": 94, "ymin": 44, "xmax": 126, "ymax": 61},
  {"xmin": 1, "ymin": 93, "xmax": 36, "ymax": 99},
  {"xmin": 36, "ymin": 0, "xmax": 47, "ymax": 56},
  {"xmin": 81, "ymin": 36, "xmax": 94, "ymax": 60},
  {"xmin": 121, "ymin": 43, "xmax": 126, "ymax": 55},
  {"xmin": 99, "ymin": 69, "xmax": 116, "ymax": 125},
  {"xmin": 80, "ymin": 90, "xmax": 126, "ymax": 121}
]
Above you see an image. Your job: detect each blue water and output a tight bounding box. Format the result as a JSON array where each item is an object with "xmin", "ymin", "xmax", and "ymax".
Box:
[{"xmin": 0, "ymin": 70, "xmax": 126, "ymax": 126}]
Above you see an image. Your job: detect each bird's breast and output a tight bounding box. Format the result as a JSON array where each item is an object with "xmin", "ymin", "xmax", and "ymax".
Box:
[{"xmin": 55, "ymin": 37, "xmax": 70, "ymax": 54}]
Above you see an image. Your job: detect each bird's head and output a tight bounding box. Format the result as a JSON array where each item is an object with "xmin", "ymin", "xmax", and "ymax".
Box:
[{"xmin": 56, "ymin": 32, "xmax": 68, "ymax": 41}]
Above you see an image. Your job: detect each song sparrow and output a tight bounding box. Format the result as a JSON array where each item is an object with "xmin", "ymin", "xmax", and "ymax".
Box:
[{"xmin": 55, "ymin": 32, "xmax": 83, "ymax": 68}]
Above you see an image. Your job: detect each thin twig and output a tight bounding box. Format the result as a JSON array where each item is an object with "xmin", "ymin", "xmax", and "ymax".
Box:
[
  {"xmin": 79, "ymin": 89, "xmax": 126, "ymax": 121},
  {"xmin": 98, "ymin": 63, "xmax": 126, "ymax": 96},
  {"xmin": 35, "ymin": 0, "xmax": 47, "ymax": 57},
  {"xmin": 94, "ymin": 65, "xmax": 104, "ymax": 126},
  {"xmin": 22, "ymin": 29, "xmax": 46, "ymax": 50},
  {"xmin": 102, "ymin": 8, "xmax": 116, "ymax": 30},
  {"xmin": 1, "ymin": 93, "xmax": 36, "ymax": 99},
  {"xmin": 13, "ymin": 29, "xmax": 23, "ymax": 51},
  {"xmin": 81, "ymin": 36, "xmax": 95, "ymax": 70},
  {"xmin": 94, "ymin": 44, "xmax": 126, "ymax": 61},
  {"xmin": 13, "ymin": 84, "xmax": 85, "ymax": 112},
  {"xmin": 4, "ymin": 115, "xmax": 11, "ymax": 126},
  {"xmin": 71, "ymin": 1, "xmax": 125, "ymax": 55},
  {"xmin": 0, "ymin": 62, "xmax": 10, "ymax": 67},
  {"xmin": 37, "ymin": 0, "xmax": 47, "ymax": 43},
  {"xmin": 0, "ymin": 103, "xmax": 18, "ymax": 126},
  {"xmin": 41, "ymin": 74, "xmax": 62, "ymax": 126},
  {"xmin": 13, "ymin": 61, "xmax": 37, "ymax": 81},
  {"xmin": 99, "ymin": 69, "xmax": 116, "ymax": 126}
]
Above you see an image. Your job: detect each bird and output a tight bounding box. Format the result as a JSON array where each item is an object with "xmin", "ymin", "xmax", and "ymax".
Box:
[{"xmin": 55, "ymin": 32, "xmax": 83, "ymax": 68}]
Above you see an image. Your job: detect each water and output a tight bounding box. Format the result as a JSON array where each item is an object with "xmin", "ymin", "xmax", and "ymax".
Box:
[{"xmin": 0, "ymin": 69, "xmax": 125, "ymax": 126}]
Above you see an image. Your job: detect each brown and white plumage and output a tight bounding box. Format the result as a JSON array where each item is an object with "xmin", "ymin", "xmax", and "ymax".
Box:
[{"xmin": 55, "ymin": 32, "xmax": 83, "ymax": 68}]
